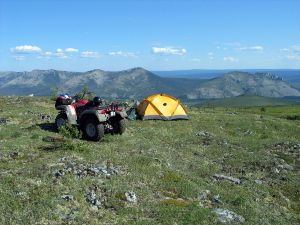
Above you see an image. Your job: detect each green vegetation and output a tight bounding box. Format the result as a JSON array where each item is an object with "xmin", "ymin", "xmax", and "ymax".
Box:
[
  {"xmin": 199, "ymin": 95, "xmax": 299, "ymax": 108},
  {"xmin": 75, "ymin": 85, "xmax": 95, "ymax": 100},
  {"xmin": 0, "ymin": 96, "xmax": 299, "ymax": 224}
]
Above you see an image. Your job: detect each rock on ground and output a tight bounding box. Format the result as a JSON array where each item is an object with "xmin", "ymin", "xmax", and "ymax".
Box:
[
  {"xmin": 86, "ymin": 190, "xmax": 102, "ymax": 209},
  {"xmin": 214, "ymin": 208, "xmax": 245, "ymax": 223},
  {"xmin": 125, "ymin": 191, "xmax": 137, "ymax": 203},
  {"xmin": 213, "ymin": 174, "xmax": 241, "ymax": 184}
]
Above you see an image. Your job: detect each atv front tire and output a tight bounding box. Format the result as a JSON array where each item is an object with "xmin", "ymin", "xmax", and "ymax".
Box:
[
  {"xmin": 55, "ymin": 113, "xmax": 68, "ymax": 130},
  {"xmin": 113, "ymin": 118, "xmax": 126, "ymax": 135},
  {"xmin": 82, "ymin": 118, "xmax": 104, "ymax": 141}
]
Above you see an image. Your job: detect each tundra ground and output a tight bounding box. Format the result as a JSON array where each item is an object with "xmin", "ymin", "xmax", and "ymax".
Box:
[{"xmin": 0, "ymin": 96, "xmax": 299, "ymax": 224}]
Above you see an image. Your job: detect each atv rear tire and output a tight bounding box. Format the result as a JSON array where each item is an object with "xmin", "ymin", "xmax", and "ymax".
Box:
[
  {"xmin": 113, "ymin": 118, "xmax": 126, "ymax": 135},
  {"xmin": 55, "ymin": 113, "xmax": 68, "ymax": 131},
  {"xmin": 82, "ymin": 118, "xmax": 104, "ymax": 141}
]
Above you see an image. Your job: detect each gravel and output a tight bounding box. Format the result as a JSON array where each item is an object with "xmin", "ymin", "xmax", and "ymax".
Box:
[{"xmin": 53, "ymin": 160, "xmax": 121, "ymax": 179}]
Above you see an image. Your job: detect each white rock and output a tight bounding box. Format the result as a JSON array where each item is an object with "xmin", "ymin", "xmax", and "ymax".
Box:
[
  {"xmin": 213, "ymin": 174, "xmax": 241, "ymax": 184},
  {"xmin": 214, "ymin": 208, "xmax": 245, "ymax": 223},
  {"xmin": 125, "ymin": 191, "xmax": 137, "ymax": 203}
]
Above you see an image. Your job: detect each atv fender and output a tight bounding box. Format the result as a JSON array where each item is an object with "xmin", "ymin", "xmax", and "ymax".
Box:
[
  {"xmin": 57, "ymin": 105, "xmax": 77, "ymax": 125},
  {"xmin": 66, "ymin": 105, "xmax": 77, "ymax": 124},
  {"xmin": 79, "ymin": 110, "xmax": 108, "ymax": 123}
]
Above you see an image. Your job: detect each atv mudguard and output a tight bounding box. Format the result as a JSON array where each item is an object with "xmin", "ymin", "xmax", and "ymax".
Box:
[
  {"xmin": 79, "ymin": 110, "xmax": 108, "ymax": 123},
  {"xmin": 56, "ymin": 105, "xmax": 77, "ymax": 125}
]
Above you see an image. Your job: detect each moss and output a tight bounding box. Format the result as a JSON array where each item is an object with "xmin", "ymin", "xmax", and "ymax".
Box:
[
  {"xmin": 161, "ymin": 171, "xmax": 183, "ymax": 183},
  {"xmin": 159, "ymin": 198, "xmax": 191, "ymax": 207}
]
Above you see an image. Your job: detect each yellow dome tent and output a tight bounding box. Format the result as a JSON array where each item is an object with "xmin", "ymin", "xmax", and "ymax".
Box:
[{"xmin": 136, "ymin": 93, "xmax": 188, "ymax": 120}]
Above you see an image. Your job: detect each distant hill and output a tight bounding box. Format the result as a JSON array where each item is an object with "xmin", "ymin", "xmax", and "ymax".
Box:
[
  {"xmin": 0, "ymin": 68, "xmax": 204, "ymax": 98},
  {"xmin": 196, "ymin": 95, "xmax": 299, "ymax": 107},
  {"xmin": 0, "ymin": 68, "xmax": 300, "ymax": 99},
  {"xmin": 153, "ymin": 69, "xmax": 300, "ymax": 89},
  {"xmin": 187, "ymin": 71, "xmax": 300, "ymax": 99}
]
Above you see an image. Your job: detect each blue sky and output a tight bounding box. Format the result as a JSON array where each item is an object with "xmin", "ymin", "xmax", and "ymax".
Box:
[{"xmin": 0, "ymin": 0, "xmax": 300, "ymax": 71}]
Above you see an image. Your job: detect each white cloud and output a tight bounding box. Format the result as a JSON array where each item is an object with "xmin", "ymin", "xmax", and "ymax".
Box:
[
  {"xmin": 286, "ymin": 55, "xmax": 300, "ymax": 61},
  {"xmin": 38, "ymin": 48, "xmax": 78, "ymax": 59},
  {"xmin": 280, "ymin": 45, "xmax": 300, "ymax": 60},
  {"xmin": 13, "ymin": 55, "xmax": 25, "ymax": 61},
  {"xmin": 44, "ymin": 51, "xmax": 52, "ymax": 56},
  {"xmin": 54, "ymin": 52, "xmax": 64, "ymax": 57},
  {"xmin": 285, "ymin": 45, "xmax": 300, "ymax": 54},
  {"xmin": 38, "ymin": 51, "xmax": 69, "ymax": 59},
  {"xmin": 53, "ymin": 51, "xmax": 68, "ymax": 59},
  {"xmin": 280, "ymin": 48, "xmax": 289, "ymax": 52},
  {"xmin": 216, "ymin": 42, "xmax": 263, "ymax": 52},
  {"xmin": 10, "ymin": 45, "xmax": 80, "ymax": 59},
  {"xmin": 236, "ymin": 46, "xmax": 264, "ymax": 51},
  {"xmin": 215, "ymin": 42, "xmax": 240, "ymax": 50},
  {"xmin": 152, "ymin": 47, "xmax": 187, "ymax": 55},
  {"xmin": 109, "ymin": 51, "xmax": 137, "ymax": 57},
  {"xmin": 11, "ymin": 45, "xmax": 42, "ymax": 53},
  {"xmin": 40, "ymin": 51, "xmax": 52, "ymax": 57},
  {"xmin": 81, "ymin": 51, "xmax": 100, "ymax": 58},
  {"xmin": 56, "ymin": 48, "xmax": 63, "ymax": 53},
  {"xmin": 223, "ymin": 56, "xmax": 238, "ymax": 62},
  {"xmin": 290, "ymin": 45, "xmax": 300, "ymax": 53},
  {"xmin": 37, "ymin": 51, "xmax": 53, "ymax": 59},
  {"xmin": 65, "ymin": 48, "xmax": 79, "ymax": 53}
]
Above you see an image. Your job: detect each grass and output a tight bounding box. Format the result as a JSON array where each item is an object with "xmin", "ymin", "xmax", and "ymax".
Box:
[
  {"xmin": 0, "ymin": 96, "xmax": 299, "ymax": 224},
  {"xmin": 192, "ymin": 95, "xmax": 299, "ymax": 108}
]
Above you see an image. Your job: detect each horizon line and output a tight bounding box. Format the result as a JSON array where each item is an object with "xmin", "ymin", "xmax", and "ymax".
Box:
[{"xmin": 1, "ymin": 67, "xmax": 300, "ymax": 73}]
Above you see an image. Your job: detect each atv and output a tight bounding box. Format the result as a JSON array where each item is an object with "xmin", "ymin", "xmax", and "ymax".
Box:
[{"xmin": 54, "ymin": 94, "xmax": 127, "ymax": 141}]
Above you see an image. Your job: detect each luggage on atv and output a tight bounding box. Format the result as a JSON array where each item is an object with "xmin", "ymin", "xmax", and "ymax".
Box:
[{"xmin": 55, "ymin": 94, "xmax": 73, "ymax": 109}]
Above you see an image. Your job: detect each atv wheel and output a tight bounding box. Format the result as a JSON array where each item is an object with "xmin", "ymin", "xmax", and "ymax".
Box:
[
  {"xmin": 113, "ymin": 118, "xmax": 126, "ymax": 135},
  {"xmin": 82, "ymin": 118, "xmax": 104, "ymax": 141},
  {"xmin": 55, "ymin": 113, "xmax": 68, "ymax": 130}
]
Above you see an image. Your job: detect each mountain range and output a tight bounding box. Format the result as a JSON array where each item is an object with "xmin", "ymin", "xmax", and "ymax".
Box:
[
  {"xmin": 0, "ymin": 68, "xmax": 300, "ymax": 99},
  {"xmin": 154, "ymin": 69, "xmax": 300, "ymax": 90}
]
